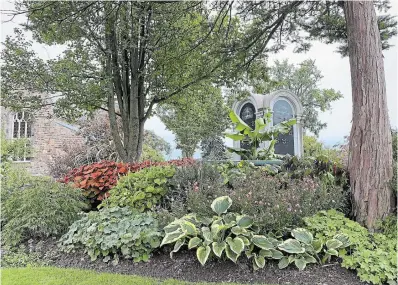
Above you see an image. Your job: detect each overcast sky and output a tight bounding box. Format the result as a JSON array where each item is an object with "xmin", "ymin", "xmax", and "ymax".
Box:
[{"xmin": 1, "ymin": 1, "xmax": 397, "ymax": 159}]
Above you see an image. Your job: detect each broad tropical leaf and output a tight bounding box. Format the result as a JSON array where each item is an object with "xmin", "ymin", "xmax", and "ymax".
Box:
[
  {"xmin": 211, "ymin": 196, "xmax": 232, "ymax": 215},
  {"xmin": 291, "ymin": 228, "xmax": 313, "ymax": 244},
  {"xmin": 196, "ymin": 246, "xmax": 211, "ymax": 266},
  {"xmin": 278, "ymin": 239, "xmax": 305, "ymax": 254}
]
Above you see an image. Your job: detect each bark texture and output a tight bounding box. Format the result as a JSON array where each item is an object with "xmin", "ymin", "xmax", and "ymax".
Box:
[{"xmin": 344, "ymin": 1, "xmax": 393, "ymax": 229}]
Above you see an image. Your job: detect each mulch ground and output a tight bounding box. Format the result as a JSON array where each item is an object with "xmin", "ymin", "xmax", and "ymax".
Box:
[{"xmin": 28, "ymin": 238, "xmax": 364, "ymax": 285}]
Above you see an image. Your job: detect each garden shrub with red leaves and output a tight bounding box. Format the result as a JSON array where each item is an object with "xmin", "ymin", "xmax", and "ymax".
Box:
[{"xmin": 60, "ymin": 158, "xmax": 195, "ymax": 202}]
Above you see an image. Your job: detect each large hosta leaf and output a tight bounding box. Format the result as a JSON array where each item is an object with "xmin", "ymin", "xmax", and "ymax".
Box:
[
  {"xmin": 252, "ymin": 235, "xmax": 274, "ymax": 250},
  {"xmin": 270, "ymin": 249, "xmax": 284, "ymax": 259},
  {"xmin": 254, "ymin": 255, "xmax": 266, "ymax": 269},
  {"xmin": 212, "ymin": 241, "xmax": 226, "ymax": 258},
  {"xmin": 188, "ymin": 237, "xmax": 202, "ymax": 249},
  {"xmin": 170, "ymin": 239, "xmax": 185, "ymax": 258},
  {"xmin": 181, "ymin": 221, "xmax": 197, "ymax": 235},
  {"xmin": 294, "ymin": 257, "xmax": 307, "ymax": 271},
  {"xmin": 278, "ymin": 256, "xmax": 289, "ymax": 269},
  {"xmin": 236, "ymin": 215, "xmax": 253, "ymax": 228},
  {"xmin": 226, "ymin": 237, "xmax": 245, "ymax": 255},
  {"xmin": 196, "ymin": 246, "xmax": 211, "ymax": 266},
  {"xmin": 225, "ymin": 244, "xmax": 239, "ymax": 263},
  {"xmin": 326, "ymin": 239, "xmax": 343, "ymax": 250},
  {"xmin": 333, "ymin": 234, "xmax": 351, "ymax": 248},
  {"xmin": 291, "ymin": 228, "xmax": 313, "ymax": 244},
  {"xmin": 278, "ymin": 239, "xmax": 305, "ymax": 254},
  {"xmin": 211, "ymin": 196, "xmax": 232, "ymax": 215},
  {"xmin": 160, "ymin": 229, "xmax": 185, "ymax": 246}
]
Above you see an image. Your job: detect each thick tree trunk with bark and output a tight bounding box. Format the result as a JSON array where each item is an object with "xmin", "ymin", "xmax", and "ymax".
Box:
[{"xmin": 344, "ymin": 1, "xmax": 393, "ymax": 229}]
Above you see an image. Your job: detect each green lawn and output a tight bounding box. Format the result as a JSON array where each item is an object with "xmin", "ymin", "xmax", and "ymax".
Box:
[{"xmin": 1, "ymin": 267, "xmax": 271, "ymax": 285}]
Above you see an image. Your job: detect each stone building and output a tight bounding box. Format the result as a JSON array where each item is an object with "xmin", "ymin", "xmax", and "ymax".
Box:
[{"xmin": 1, "ymin": 105, "xmax": 84, "ymax": 175}]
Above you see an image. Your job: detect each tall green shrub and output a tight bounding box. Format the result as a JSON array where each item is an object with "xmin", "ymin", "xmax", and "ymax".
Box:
[{"xmin": 2, "ymin": 177, "xmax": 89, "ymax": 246}]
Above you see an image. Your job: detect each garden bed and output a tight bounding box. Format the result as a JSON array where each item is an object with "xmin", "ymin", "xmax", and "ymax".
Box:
[{"xmin": 24, "ymin": 238, "xmax": 364, "ymax": 285}]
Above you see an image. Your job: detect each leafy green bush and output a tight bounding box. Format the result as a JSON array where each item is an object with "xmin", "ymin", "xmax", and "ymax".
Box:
[
  {"xmin": 2, "ymin": 177, "xmax": 89, "ymax": 246},
  {"xmin": 228, "ymin": 170, "xmax": 349, "ymax": 233},
  {"xmin": 163, "ymin": 162, "xmax": 223, "ymax": 210},
  {"xmin": 304, "ymin": 210, "xmax": 397, "ymax": 285},
  {"xmin": 59, "ymin": 207, "xmax": 162, "ymax": 264},
  {"xmin": 101, "ymin": 165, "xmax": 176, "ymax": 212},
  {"xmin": 375, "ymin": 214, "xmax": 397, "ymax": 239},
  {"xmin": 161, "ymin": 196, "xmax": 349, "ymax": 271}
]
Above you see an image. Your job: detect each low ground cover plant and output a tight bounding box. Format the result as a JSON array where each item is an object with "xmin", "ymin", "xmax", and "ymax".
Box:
[
  {"xmin": 59, "ymin": 207, "xmax": 162, "ymax": 264},
  {"xmin": 2, "ymin": 175, "xmax": 89, "ymax": 246},
  {"xmin": 305, "ymin": 210, "xmax": 397, "ymax": 285},
  {"xmin": 101, "ymin": 165, "xmax": 176, "ymax": 212}
]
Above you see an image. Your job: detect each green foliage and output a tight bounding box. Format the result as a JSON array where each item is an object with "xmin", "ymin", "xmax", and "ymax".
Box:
[
  {"xmin": 267, "ymin": 60, "xmax": 343, "ymax": 135},
  {"xmin": 304, "ymin": 210, "xmax": 397, "ymax": 285},
  {"xmin": 160, "ymin": 196, "xmax": 284, "ymax": 268},
  {"xmin": 375, "ymin": 214, "xmax": 397, "ymax": 239},
  {"xmin": 216, "ymin": 161, "xmax": 258, "ymax": 185},
  {"xmin": 2, "ymin": 177, "xmax": 89, "ymax": 246},
  {"xmin": 102, "ymin": 166, "xmax": 176, "ymax": 212},
  {"xmin": 1, "ymin": 244, "xmax": 51, "ymax": 268},
  {"xmin": 228, "ymin": 170, "xmax": 349, "ymax": 233},
  {"xmin": 1, "ymin": 129, "xmax": 32, "ymax": 163},
  {"xmin": 277, "ymin": 228, "xmax": 350, "ymax": 271},
  {"xmin": 281, "ymin": 155, "xmax": 349, "ymax": 189},
  {"xmin": 303, "ymin": 135, "xmax": 346, "ymax": 163},
  {"xmin": 59, "ymin": 207, "xmax": 162, "ymax": 264},
  {"xmin": 225, "ymin": 109, "xmax": 295, "ymax": 160},
  {"xmin": 158, "ymin": 83, "xmax": 228, "ymax": 158}
]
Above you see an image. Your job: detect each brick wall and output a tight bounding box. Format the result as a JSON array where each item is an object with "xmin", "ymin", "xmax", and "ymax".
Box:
[{"xmin": 1, "ymin": 106, "xmax": 84, "ymax": 175}]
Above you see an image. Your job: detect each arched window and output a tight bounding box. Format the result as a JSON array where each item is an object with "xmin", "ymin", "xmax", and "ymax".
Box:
[
  {"xmin": 13, "ymin": 112, "xmax": 32, "ymax": 138},
  {"xmin": 12, "ymin": 111, "xmax": 32, "ymax": 161},
  {"xmin": 273, "ymin": 99, "xmax": 295, "ymax": 155}
]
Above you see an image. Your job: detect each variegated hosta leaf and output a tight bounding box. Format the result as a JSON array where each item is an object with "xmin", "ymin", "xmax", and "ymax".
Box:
[
  {"xmin": 259, "ymin": 249, "xmax": 273, "ymax": 258},
  {"xmin": 236, "ymin": 215, "xmax": 253, "ymax": 228},
  {"xmin": 270, "ymin": 249, "xmax": 284, "ymax": 259},
  {"xmin": 303, "ymin": 253, "xmax": 317, "ymax": 264},
  {"xmin": 278, "ymin": 239, "xmax": 305, "ymax": 254},
  {"xmin": 326, "ymin": 239, "xmax": 343, "ymax": 250},
  {"xmin": 225, "ymin": 244, "xmax": 239, "ymax": 263},
  {"xmin": 333, "ymin": 234, "xmax": 351, "ymax": 248},
  {"xmin": 170, "ymin": 239, "xmax": 185, "ymax": 258},
  {"xmin": 240, "ymin": 236, "xmax": 250, "ymax": 246},
  {"xmin": 278, "ymin": 256, "xmax": 289, "ymax": 269},
  {"xmin": 291, "ymin": 228, "xmax": 313, "ymax": 245},
  {"xmin": 231, "ymin": 226, "xmax": 247, "ymax": 236},
  {"xmin": 252, "ymin": 235, "xmax": 274, "ymax": 250},
  {"xmin": 254, "ymin": 255, "xmax": 266, "ymax": 269},
  {"xmin": 181, "ymin": 221, "xmax": 197, "ymax": 235},
  {"xmin": 160, "ymin": 229, "xmax": 186, "ymax": 246},
  {"xmin": 188, "ymin": 237, "xmax": 202, "ymax": 249},
  {"xmin": 312, "ymin": 239, "xmax": 323, "ymax": 253},
  {"xmin": 226, "ymin": 237, "xmax": 245, "ymax": 255},
  {"xmin": 212, "ymin": 241, "xmax": 226, "ymax": 258},
  {"xmin": 294, "ymin": 257, "xmax": 307, "ymax": 271},
  {"xmin": 196, "ymin": 246, "xmax": 211, "ymax": 266},
  {"xmin": 211, "ymin": 196, "xmax": 232, "ymax": 215},
  {"xmin": 326, "ymin": 249, "xmax": 339, "ymax": 256},
  {"xmin": 201, "ymin": 227, "xmax": 212, "ymax": 243}
]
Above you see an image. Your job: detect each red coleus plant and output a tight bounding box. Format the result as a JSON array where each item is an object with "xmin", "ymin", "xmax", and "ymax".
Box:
[{"xmin": 60, "ymin": 158, "xmax": 195, "ymax": 202}]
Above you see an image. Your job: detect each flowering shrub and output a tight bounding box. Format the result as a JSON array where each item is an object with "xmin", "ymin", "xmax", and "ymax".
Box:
[{"xmin": 60, "ymin": 158, "xmax": 195, "ymax": 202}]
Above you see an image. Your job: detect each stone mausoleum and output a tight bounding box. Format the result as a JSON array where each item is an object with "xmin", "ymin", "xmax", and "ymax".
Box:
[{"xmin": 232, "ymin": 89, "xmax": 304, "ymax": 160}]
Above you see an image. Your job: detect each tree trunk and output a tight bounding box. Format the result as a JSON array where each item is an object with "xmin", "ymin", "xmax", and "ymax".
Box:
[{"xmin": 344, "ymin": 1, "xmax": 393, "ymax": 229}]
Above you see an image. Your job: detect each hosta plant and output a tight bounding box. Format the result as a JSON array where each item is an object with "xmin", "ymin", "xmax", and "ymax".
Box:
[
  {"xmin": 100, "ymin": 165, "xmax": 176, "ymax": 212},
  {"xmin": 277, "ymin": 228, "xmax": 350, "ymax": 271},
  {"xmin": 59, "ymin": 207, "xmax": 162, "ymax": 264},
  {"xmin": 160, "ymin": 196, "xmax": 284, "ymax": 269}
]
